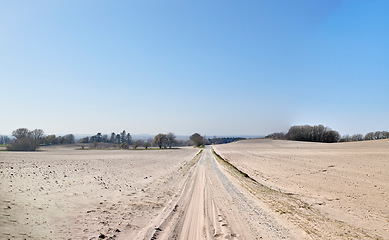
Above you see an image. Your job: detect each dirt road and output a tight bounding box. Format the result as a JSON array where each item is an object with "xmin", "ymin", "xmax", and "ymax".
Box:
[{"xmin": 143, "ymin": 147, "xmax": 307, "ymax": 239}]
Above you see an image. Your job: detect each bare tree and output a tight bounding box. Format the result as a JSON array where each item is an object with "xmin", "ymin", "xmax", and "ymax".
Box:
[
  {"xmin": 143, "ymin": 142, "xmax": 151, "ymax": 149},
  {"xmin": 383, "ymin": 131, "xmax": 389, "ymax": 139},
  {"xmin": 340, "ymin": 134, "xmax": 351, "ymax": 142},
  {"xmin": 133, "ymin": 140, "xmax": 143, "ymax": 149},
  {"xmin": 8, "ymin": 128, "xmax": 40, "ymax": 151},
  {"xmin": 365, "ymin": 131, "xmax": 389, "ymax": 140},
  {"xmin": 45, "ymin": 134, "xmax": 57, "ymax": 145},
  {"xmin": 351, "ymin": 134, "xmax": 364, "ymax": 141},
  {"xmin": 31, "ymin": 129, "xmax": 45, "ymax": 140},
  {"xmin": 64, "ymin": 134, "xmax": 75, "ymax": 144},
  {"xmin": 365, "ymin": 132, "xmax": 375, "ymax": 140},
  {"xmin": 12, "ymin": 128, "xmax": 30, "ymax": 139},
  {"xmin": 166, "ymin": 132, "xmax": 176, "ymax": 148},
  {"xmin": 153, "ymin": 133, "xmax": 167, "ymax": 149}
]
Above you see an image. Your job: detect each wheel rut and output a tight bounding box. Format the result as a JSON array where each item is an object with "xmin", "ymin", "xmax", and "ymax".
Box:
[{"xmin": 143, "ymin": 147, "xmax": 301, "ymax": 240}]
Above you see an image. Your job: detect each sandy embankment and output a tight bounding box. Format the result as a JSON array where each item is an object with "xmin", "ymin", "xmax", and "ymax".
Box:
[
  {"xmin": 213, "ymin": 139, "xmax": 389, "ymax": 239},
  {"xmin": 0, "ymin": 146, "xmax": 198, "ymax": 239}
]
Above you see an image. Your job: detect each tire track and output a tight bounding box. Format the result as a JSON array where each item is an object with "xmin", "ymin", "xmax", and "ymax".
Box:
[{"xmin": 145, "ymin": 147, "xmax": 301, "ymax": 239}]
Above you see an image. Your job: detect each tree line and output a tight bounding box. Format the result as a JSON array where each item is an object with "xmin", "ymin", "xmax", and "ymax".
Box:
[
  {"xmin": 152, "ymin": 133, "xmax": 246, "ymax": 148},
  {"xmin": 4, "ymin": 128, "xmax": 249, "ymax": 151},
  {"xmin": 82, "ymin": 132, "xmax": 234, "ymax": 149},
  {"xmin": 79, "ymin": 130, "xmax": 133, "ymax": 146},
  {"xmin": 359, "ymin": 131, "xmax": 389, "ymax": 141},
  {"xmin": 5, "ymin": 128, "xmax": 74, "ymax": 151},
  {"xmin": 42, "ymin": 134, "xmax": 75, "ymax": 145},
  {"xmin": 208, "ymin": 137, "xmax": 246, "ymax": 145},
  {"xmin": 286, "ymin": 125, "xmax": 340, "ymax": 143},
  {"xmin": 78, "ymin": 131, "xmax": 178, "ymax": 149},
  {"xmin": 266, "ymin": 125, "xmax": 389, "ymax": 143},
  {"xmin": 266, "ymin": 125, "xmax": 340, "ymax": 143},
  {"xmin": 152, "ymin": 132, "xmax": 177, "ymax": 148},
  {"xmin": 82, "ymin": 132, "xmax": 211, "ymax": 149},
  {"xmin": 339, "ymin": 131, "xmax": 389, "ymax": 142}
]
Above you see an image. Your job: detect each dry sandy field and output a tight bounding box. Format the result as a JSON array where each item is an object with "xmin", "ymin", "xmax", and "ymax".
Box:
[
  {"xmin": 213, "ymin": 139, "xmax": 389, "ymax": 239},
  {"xmin": 1, "ymin": 139, "xmax": 388, "ymax": 239},
  {"xmin": 0, "ymin": 146, "xmax": 199, "ymax": 239}
]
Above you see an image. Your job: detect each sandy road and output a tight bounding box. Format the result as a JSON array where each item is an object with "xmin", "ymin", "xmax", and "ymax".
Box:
[
  {"xmin": 144, "ymin": 147, "xmax": 307, "ymax": 240},
  {"xmin": 177, "ymin": 148, "xmax": 237, "ymax": 240}
]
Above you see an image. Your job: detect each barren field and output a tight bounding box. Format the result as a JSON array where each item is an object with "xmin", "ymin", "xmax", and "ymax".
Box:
[
  {"xmin": 0, "ymin": 146, "xmax": 199, "ymax": 239},
  {"xmin": 1, "ymin": 140, "xmax": 388, "ymax": 239},
  {"xmin": 1, "ymin": 145, "xmax": 310, "ymax": 240},
  {"xmin": 213, "ymin": 139, "xmax": 389, "ymax": 239}
]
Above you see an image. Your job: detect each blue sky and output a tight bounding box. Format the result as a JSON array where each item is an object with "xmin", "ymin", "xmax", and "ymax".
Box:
[{"xmin": 1, "ymin": 0, "xmax": 388, "ymax": 136}]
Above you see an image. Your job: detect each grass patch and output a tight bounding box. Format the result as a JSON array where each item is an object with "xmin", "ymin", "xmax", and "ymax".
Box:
[
  {"xmin": 194, "ymin": 145, "xmax": 205, "ymax": 149},
  {"xmin": 195, "ymin": 149, "xmax": 203, "ymax": 157},
  {"xmin": 211, "ymin": 148, "xmax": 253, "ymax": 180}
]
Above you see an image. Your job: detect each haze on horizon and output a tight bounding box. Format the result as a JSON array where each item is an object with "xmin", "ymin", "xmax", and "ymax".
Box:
[{"xmin": 1, "ymin": 0, "xmax": 388, "ymax": 137}]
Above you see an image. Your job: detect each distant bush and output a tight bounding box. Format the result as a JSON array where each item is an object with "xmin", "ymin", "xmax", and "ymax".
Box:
[
  {"xmin": 189, "ymin": 133, "xmax": 204, "ymax": 147},
  {"xmin": 119, "ymin": 142, "xmax": 129, "ymax": 149},
  {"xmin": 133, "ymin": 140, "xmax": 143, "ymax": 149},
  {"xmin": 7, "ymin": 128, "xmax": 43, "ymax": 151},
  {"xmin": 7, "ymin": 138, "xmax": 39, "ymax": 151}
]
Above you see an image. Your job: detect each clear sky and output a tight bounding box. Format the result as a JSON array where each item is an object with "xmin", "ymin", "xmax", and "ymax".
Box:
[{"xmin": 1, "ymin": 0, "xmax": 388, "ymax": 136}]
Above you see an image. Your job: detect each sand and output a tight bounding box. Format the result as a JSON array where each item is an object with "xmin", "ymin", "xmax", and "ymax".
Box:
[
  {"xmin": 213, "ymin": 139, "xmax": 389, "ymax": 239},
  {"xmin": 0, "ymin": 145, "xmax": 310, "ymax": 240},
  {"xmin": 2, "ymin": 140, "xmax": 388, "ymax": 239},
  {"xmin": 137, "ymin": 147, "xmax": 309, "ymax": 240},
  {"xmin": 0, "ymin": 145, "xmax": 198, "ymax": 239}
]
